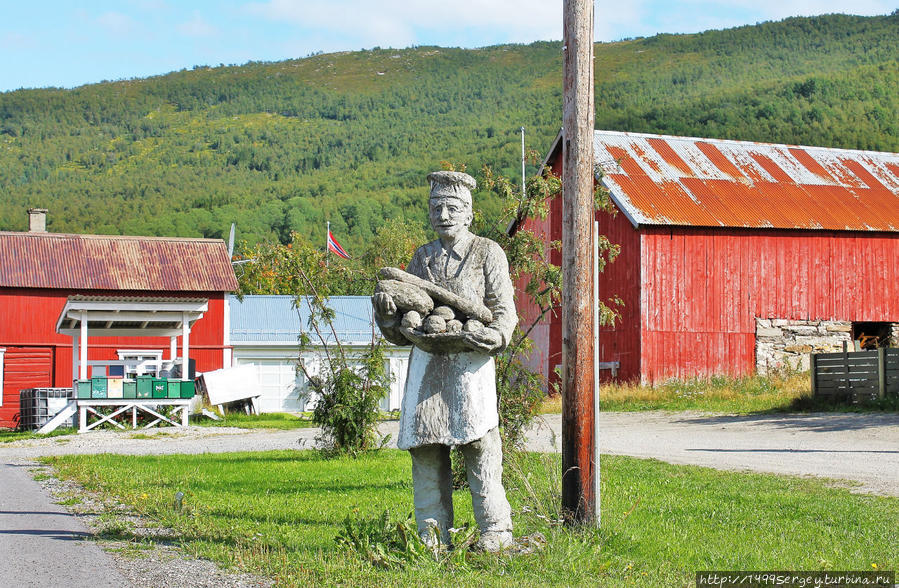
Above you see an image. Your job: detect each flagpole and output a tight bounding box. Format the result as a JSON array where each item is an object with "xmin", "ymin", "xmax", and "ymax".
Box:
[{"xmin": 326, "ymin": 221, "xmax": 330, "ymax": 267}]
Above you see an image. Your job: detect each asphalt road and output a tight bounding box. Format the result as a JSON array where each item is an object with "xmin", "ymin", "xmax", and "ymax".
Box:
[
  {"xmin": 525, "ymin": 411, "xmax": 899, "ymax": 497},
  {"xmin": 0, "ymin": 462, "xmax": 127, "ymax": 587}
]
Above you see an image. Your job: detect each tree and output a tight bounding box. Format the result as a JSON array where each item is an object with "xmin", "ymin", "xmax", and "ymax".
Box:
[{"xmin": 293, "ymin": 260, "xmax": 390, "ymax": 456}]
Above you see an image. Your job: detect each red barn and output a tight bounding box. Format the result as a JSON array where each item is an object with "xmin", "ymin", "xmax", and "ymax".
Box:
[
  {"xmin": 0, "ymin": 210, "xmax": 238, "ymax": 427},
  {"xmin": 524, "ymin": 130, "xmax": 899, "ymax": 385}
]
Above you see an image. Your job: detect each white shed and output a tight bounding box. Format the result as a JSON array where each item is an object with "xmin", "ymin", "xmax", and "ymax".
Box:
[{"xmin": 226, "ymin": 295, "xmax": 409, "ymax": 413}]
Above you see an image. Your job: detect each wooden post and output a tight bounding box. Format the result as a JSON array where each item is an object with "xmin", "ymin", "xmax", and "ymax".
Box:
[
  {"xmin": 877, "ymin": 347, "xmax": 886, "ymax": 400},
  {"xmin": 79, "ymin": 310, "xmax": 88, "ymax": 380},
  {"xmin": 182, "ymin": 312, "xmax": 190, "ymax": 381},
  {"xmin": 810, "ymin": 353, "xmax": 817, "ymax": 398},
  {"xmin": 561, "ymin": 0, "xmax": 596, "ymax": 525},
  {"xmin": 71, "ymin": 336, "xmax": 79, "ymax": 382}
]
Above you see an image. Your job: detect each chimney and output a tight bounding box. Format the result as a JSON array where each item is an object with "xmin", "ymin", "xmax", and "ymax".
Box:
[{"xmin": 28, "ymin": 208, "xmax": 48, "ymax": 233}]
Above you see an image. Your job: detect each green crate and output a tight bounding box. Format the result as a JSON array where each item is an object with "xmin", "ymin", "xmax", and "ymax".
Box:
[
  {"xmin": 151, "ymin": 379, "xmax": 167, "ymax": 399},
  {"xmin": 166, "ymin": 379, "xmax": 182, "ymax": 399},
  {"xmin": 136, "ymin": 376, "xmax": 153, "ymax": 399},
  {"xmin": 180, "ymin": 380, "xmax": 195, "ymax": 399},
  {"xmin": 123, "ymin": 380, "xmax": 137, "ymax": 399},
  {"xmin": 76, "ymin": 380, "xmax": 92, "ymax": 399},
  {"xmin": 91, "ymin": 377, "xmax": 108, "ymax": 399}
]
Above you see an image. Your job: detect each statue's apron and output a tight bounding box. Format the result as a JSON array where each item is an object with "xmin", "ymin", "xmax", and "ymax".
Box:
[{"xmin": 397, "ymin": 267, "xmax": 498, "ymax": 450}]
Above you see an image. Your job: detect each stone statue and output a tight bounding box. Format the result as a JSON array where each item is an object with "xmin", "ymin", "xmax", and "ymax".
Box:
[{"xmin": 372, "ymin": 170, "xmax": 518, "ymax": 552}]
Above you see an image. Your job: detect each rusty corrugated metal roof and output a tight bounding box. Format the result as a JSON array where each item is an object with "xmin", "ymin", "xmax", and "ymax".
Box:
[
  {"xmin": 0, "ymin": 232, "xmax": 238, "ymax": 291},
  {"xmin": 593, "ymin": 130, "xmax": 899, "ymax": 232}
]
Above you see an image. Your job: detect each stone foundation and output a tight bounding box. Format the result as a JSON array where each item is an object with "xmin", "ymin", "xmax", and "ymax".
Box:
[
  {"xmin": 755, "ymin": 318, "xmax": 852, "ymax": 374},
  {"xmin": 892, "ymin": 324, "xmax": 899, "ymax": 347}
]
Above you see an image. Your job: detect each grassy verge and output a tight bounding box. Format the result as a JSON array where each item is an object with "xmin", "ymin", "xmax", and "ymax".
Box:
[
  {"xmin": 191, "ymin": 412, "xmax": 318, "ymax": 430},
  {"xmin": 46, "ymin": 449, "xmax": 898, "ymax": 587},
  {"xmin": 192, "ymin": 411, "xmax": 400, "ymax": 430},
  {"xmin": 0, "ymin": 427, "xmax": 76, "ymax": 443},
  {"xmin": 541, "ymin": 372, "xmax": 898, "ymax": 414}
]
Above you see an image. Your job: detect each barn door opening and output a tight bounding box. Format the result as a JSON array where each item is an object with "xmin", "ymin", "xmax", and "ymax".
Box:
[{"xmin": 851, "ymin": 322, "xmax": 892, "ymax": 350}]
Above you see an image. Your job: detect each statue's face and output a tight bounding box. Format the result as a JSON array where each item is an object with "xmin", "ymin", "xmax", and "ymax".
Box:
[{"xmin": 429, "ymin": 195, "xmax": 472, "ymax": 241}]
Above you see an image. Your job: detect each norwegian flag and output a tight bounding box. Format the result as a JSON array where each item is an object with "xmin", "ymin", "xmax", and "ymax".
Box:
[{"xmin": 327, "ymin": 229, "xmax": 350, "ymax": 259}]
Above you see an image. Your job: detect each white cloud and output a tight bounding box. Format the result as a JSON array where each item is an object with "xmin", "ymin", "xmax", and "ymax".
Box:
[
  {"xmin": 596, "ymin": 0, "xmax": 648, "ymax": 42},
  {"xmin": 595, "ymin": 0, "xmax": 896, "ymax": 41},
  {"xmin": 243, "ymin": 0, "xmax": 561, "ymax": 47},
  {"xmin": 681, "ymin": 0, "xmax": 895, "ymax": 19},
  {"xmin": 178, "ymin": 11, "xmax": 218, "ymax": 38},
  {"xmin": 130, "ymin": 0, "xmax": 171, "ymax": 11},
  {"xmin": 96, "ymin": 11, "xmax": 139, "ymax": 36}
]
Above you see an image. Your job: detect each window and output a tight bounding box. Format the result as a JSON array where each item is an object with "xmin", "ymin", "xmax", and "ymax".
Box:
[
  {"xmin": 116, "ymin": 350, "xmax": 163, "ymax": 377},
  {"xmin": 0, "ymin": 348, "xmax": 5, "ymax": 407}
]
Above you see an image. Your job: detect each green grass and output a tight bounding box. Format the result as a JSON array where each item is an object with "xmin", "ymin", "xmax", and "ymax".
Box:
[
  {"xmin": 0, "ymin": 427, "xmax": 76, "ymax": 443},
  {"xmin": 46, "ymin": 449, "xmax": 898, "ymax": 587},
  {"xmin": 191, "ymin": 412, "xmax": 318, "ymax": 430}
]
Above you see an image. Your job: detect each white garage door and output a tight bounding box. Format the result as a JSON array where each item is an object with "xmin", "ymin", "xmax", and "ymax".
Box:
[{"xmin": 235, "ymin": 358, "xmax": 305, "ymax": 413}]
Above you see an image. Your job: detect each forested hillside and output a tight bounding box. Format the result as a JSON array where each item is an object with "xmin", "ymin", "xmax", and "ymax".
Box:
[{"xmin": 1, "ymin": 12, "xmax": 898, "ymax": 249}]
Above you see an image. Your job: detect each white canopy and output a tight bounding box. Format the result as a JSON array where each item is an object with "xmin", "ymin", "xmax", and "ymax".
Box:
[{"xmin": 55, "ymin": 296, "xmax": 208, "ymax": 381}]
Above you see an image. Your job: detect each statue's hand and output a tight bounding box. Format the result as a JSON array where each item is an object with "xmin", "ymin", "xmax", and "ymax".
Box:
[
  {"xmin": 462, "ymin": 327, "xmax": 503, "ymax": 354},
  {"xmin": 372, "ymin": 292, "xmax": 397, "ymax": 318}
]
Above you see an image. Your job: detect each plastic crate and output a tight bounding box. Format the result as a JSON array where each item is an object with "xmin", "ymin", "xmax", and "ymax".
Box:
[
  {"xmin": 91, "ymin": 377, "xmax": 108, "ymax": 399},
  {"xmin": 123, "ymin": 380, "xmax": 137, "ymax": 399},
  {"xmin": 151, "ymin": 379, "xmax": 167, "ymax": 399},
  {"xmin": 166, "ymin": 379, "xmax": 182, "ymax": 399},
  {"xmin": 75, "ymin": 380, "xmax": 92, "ymax": 399},
  {"xmin": 180, "ymin": 380, "xmax": 195, "ymax": 399},
  {"xmin": 17, "ymin": 388, "xmax": 74, "ymax": 431},
  {"xmin": 107, "ymin": 378, "xmax": 124, "ymax": 399},
  {"xmin": 136, "ymin": 376, "xmax": 153, "ymax": 399}
]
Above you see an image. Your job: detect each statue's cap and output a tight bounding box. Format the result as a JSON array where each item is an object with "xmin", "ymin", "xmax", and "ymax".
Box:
[{"xmin": 427, "ymin": 171, "xmax": 476, "ymax": 204}]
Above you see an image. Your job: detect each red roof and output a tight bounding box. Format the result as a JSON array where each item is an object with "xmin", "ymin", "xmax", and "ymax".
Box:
[
  {"xmin": 0, "ymin": 232, "xmax": 238, "ymax": 291},
  {"xmin": 581, "ymin": 131, "xmax": 899, "ymax": 232}
]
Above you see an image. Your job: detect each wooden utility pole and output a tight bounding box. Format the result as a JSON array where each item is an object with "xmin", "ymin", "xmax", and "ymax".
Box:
[{"xmin": 561, "ymin": 0, "xmax": 596, "ymax": 524}]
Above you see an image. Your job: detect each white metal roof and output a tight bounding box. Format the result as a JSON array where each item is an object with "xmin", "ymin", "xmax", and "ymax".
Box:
[{"xmin": 56, "ymin": 296, "xmax": 208, "ymax": 337}]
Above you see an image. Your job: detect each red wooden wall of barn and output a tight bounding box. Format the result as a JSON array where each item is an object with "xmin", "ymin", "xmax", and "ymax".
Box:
[
  {"xmin": 516, "ymin": 188, "xmax": 567, "ymax": 393},
  {"xmin": 596, "ymin": 209, "xmax": 642, "ymax": 382},
  {"xmin": 515, "ymin": 191, "xmax": 557, "ymax": 391},
  {"xmin": 519, "ymin": 198, "xmax": 899, "ymax": 386},
  {"xmin": 639, "ymin": 227, "xmax": 899, "ymax": 383},
  {"xmin": 0, "ymin": 289, "xmax": 227, "ymax": 427}
]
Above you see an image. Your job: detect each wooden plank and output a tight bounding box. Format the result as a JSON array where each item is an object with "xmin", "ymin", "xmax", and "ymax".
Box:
[
  {"xmin": 816, "ymin": 374, "xmax": 879, "ymax": 382},
  {"xmin": 815, "ymin": 365, "xmax": 878, "ymax": 372},
  {"xmin": 810, "ymin": 353, "xmax": 817, "ymax": 397},
  {"xmin": 818, "ymin": 369, "xmax": 878, "ymax": 380},
  {"xmin": 816, "ymin": 351, "xmax": 879, "ymax": 360},
  {"xmin": 814, "ymin": 355, "xmax": 879, "ymax": 362},
  {"xmin": 815, "ymin": 378, "xmax": 879, "ymax": 387},
  {"xmin": 816, "ymin": 373, "xmax": 878, "ymax": 380},
  {"xmin": 816, "ymin": 374, "xmax": 880, "ymax": 382},
  {"xmin": 816, "ymin": 372, "xmax": 879, "ymax": 380},
  {"xmin": 817, "ymin": 373, "xmax": 878, "ymax": 380},
  {"xmin": 815, "ymin": 383, "xmax": 880, "ymax": 391},
  {"xmin": 815, "ymin": 358, "xmax": 879, "ymax": 365},
  {"xmin": 815, "ymin": 353, "xmax": 879, "ymax": 360}
]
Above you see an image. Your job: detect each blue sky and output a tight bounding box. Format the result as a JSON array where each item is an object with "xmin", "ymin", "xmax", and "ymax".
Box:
[{"xmin": 1, "ymin": 1, "xmax": 895, "ymax": 92}]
